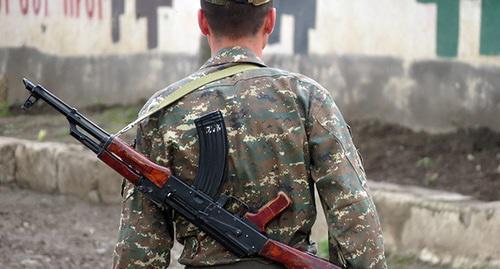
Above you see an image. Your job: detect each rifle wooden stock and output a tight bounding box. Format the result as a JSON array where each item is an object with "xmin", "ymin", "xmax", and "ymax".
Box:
[{"xmin": 261, "ymin": 240, "xmax": 342, "ymax": 269}]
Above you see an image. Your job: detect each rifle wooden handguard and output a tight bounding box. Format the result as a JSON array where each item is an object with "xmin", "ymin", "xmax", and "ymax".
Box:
[{"xmin": 99, "ymin": 138, "xmax": 172, "ymax": 187}]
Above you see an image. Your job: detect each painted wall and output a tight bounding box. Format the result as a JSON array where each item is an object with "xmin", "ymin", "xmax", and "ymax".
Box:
[
  {"xmin": 1, "ymin": 0, "xmax": 499, "ymax": 132},
  {"xmin": 0, "ymin": 0, "xmax": 200, "ymax": 54}
]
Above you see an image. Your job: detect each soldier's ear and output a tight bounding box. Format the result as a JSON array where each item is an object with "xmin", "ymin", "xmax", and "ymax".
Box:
[
  {"xmin": 198, "ymin": 9, "xmax": 210, "ymax": 36},
  {"xmin": 263, "ymin": 8, "xmax": 276, "ymax": 35}
]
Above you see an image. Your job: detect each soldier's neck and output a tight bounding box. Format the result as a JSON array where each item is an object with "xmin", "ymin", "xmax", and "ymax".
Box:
[{"xmin": 209, "ymin": 36, "xmax": 265, "ymax": 58}]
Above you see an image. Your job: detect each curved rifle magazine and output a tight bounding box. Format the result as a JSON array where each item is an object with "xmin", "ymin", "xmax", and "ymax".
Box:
[{"xmin": 193, "ymin": 111, "xmax": 229, "ymax": 198}]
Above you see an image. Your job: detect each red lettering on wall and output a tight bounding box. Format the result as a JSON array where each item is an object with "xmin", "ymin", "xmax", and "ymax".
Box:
[
  {"xmin": 75, "ymin": 0, "xmax": 81, "ymax": 17},
  {"xmin": 85, "ymin": 0, "xmax": 93, "ymax": 18},
  {"xmin": 0, "ymin": 0, "xmax": 10, "ymax": 14},
  {"xmin": 64, "ymin": 0, "xmax": 74, "ymax": 17},
  {"xmin": 98, "ymin": 0, "xmax": 102, "ymax": 19},
  {"xmin": 85, "ymin": 0, "xmax": 103, "ymax": 19},
  {"xmin": 32, "ymin": 0, "xmax": 40, "ymax": 14},
  {"xmin": 15, "ymin": 0, "xmax": 49, "ymax": 16},
  {"xmin": 19, "ymin": 0, "xmax": 28, "ymax": 14},
  {"xmin": 64, "ymin": 0, "xmax": 102, "ymax": 19},
  {"xmin": 4, "ymin": 0, "xmax": 100, "ymax": 19}
]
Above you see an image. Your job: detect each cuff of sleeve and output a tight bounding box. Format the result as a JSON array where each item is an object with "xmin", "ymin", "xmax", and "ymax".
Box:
[{"xmin": 325, "ymin": 198, "xmax": 387, "ymax": 269}]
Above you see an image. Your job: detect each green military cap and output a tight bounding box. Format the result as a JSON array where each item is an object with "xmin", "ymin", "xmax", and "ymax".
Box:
[{"xmin": 204, "ymin": 0, "xmax": 271, "ymax": 6}]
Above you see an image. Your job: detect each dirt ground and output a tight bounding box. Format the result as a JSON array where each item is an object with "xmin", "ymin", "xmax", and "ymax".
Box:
[
  {"xmin": 351, "ymin": 119, "xmax": 500, "ymax": 201},
  {"xmin": 0, "ymin": 184, "xmax": 184, "ymax": 269},
  {"xmin": 0, "ymin": 184, "xmax": 452, "ymax": 269},
  {"xmin": 1, "ymin": 106, "xmax": 499, "ymax": 201}
]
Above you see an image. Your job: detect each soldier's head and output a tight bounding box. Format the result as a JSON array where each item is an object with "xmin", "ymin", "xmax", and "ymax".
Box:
[{"xmin": 199, "ymin": 0, "xmax": 275, "ymax": 48}]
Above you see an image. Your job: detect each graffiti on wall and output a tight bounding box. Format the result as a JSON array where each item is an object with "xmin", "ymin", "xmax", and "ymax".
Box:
[
  {"xmin": 2, "ymin": 0, "xmax": 499, "ymax": 58},
  {"xmin": 270, "ymin": 0, "xmax": 317, "ymax": 54},
  {"xmin": 417, "ymin": 0, "xmax": 500, "ymax": 57},
  {"xmin": 0, "ymin": 0, "xmax": 171, "ymax": 50},
  {"xmin": 0, "ymin": 0, "xmax": 103, "ymax": 18},
  {"xmin": 480, "ymin": 0, "xmax": 500, "ymax": 55},
  {"xmin": 111, "ymin": 0, "xmax": 172, "ymax": 49},
  {"xmin": 0, "ymin": 0, "xmax": 8, "ymax": 14},
  {"xmin": 64, "ymin": 0, "xmax": 103, "ymax": 18},
  {"xmin": 0, "ymin": 0, "xmax": 49, "ymax": 16}
]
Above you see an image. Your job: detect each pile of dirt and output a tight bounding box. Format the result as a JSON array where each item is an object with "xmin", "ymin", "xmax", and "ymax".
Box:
[{"xmin": 351, "ymin": 120, "xmax": 500, "ymax": 201}]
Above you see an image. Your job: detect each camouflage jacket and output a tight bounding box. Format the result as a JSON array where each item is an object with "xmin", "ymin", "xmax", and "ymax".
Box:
[{"xmin": 113, "ymin": 47, "xmax": 387, "ymax": 269}]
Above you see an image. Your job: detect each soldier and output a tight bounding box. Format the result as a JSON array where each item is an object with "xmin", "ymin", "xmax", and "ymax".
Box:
[{"xmin": 113, "ymin": 0, "xmax": 387, "ymax": 268}]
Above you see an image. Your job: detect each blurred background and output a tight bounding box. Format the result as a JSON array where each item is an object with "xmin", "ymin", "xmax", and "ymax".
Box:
[{"xmin": 0, "ymin": 0, "xmax": 499, "ymax": 268}]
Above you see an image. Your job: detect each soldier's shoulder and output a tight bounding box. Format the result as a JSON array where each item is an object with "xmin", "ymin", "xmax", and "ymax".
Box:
[
  {"xmin": 254, "ymin": 67, "xmax": 330, "ymax": 98},
  {"xmin": 138, "ymin": 74, "xmax": 198, "ymax": 116},
  {"xmin": 256, "ymin": 67, "xmax": 326, "ymax": 89}
]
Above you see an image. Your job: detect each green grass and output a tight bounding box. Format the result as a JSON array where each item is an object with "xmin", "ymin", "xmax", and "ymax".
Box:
[
  {"xmin": 86, "ymin": 105, "xmax": 142, "ymax": 134},
  {"xmin": 416, "ymin": 156, "xmax": 435, "ymax": 168},
  {"xmin": 0, "ymin": 101, "xmax": 9, "ymax": 117}
]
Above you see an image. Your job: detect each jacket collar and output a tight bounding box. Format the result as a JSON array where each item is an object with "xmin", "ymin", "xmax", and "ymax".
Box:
[{"xmin": 200, "ymin": 46, "xmax": 267, "ymax": 70}]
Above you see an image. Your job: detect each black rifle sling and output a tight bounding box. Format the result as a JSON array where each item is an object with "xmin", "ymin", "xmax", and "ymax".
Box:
[{"xmin": 193, "ymin": 111, "xmax": 229, "ymax": 198}]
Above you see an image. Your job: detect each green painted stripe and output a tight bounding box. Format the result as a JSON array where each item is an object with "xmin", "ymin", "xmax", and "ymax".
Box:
[
  {"xmin": 480, "ymin": 0, "xmax": 500, "ymax": 55},
  {"xmin": 417, "ymin": 0, "xmax": 460, "ymax": 58}
]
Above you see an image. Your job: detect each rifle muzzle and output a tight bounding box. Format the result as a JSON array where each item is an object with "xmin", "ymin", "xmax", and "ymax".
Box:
[{"xmin": 21, "ymin": 78, "xmax": 40, "ymax": 110}]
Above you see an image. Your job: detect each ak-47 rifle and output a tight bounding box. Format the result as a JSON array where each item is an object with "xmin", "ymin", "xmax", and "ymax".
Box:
[{"xmin": 21, "ymin": 79, "xmax": 343, "ymax": 269}]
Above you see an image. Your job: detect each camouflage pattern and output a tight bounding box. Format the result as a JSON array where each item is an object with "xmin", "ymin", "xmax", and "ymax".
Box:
[
  {"xmin": 204, "ymin": 0, "xmax": 271, "ymax": 6},
  {"xmin": 186, "ymin": 259, "xmax": 284, "ymax": 268},
  {"xmin": 112, "ymin": 47, "xmax": 387, "ymax": 269}
]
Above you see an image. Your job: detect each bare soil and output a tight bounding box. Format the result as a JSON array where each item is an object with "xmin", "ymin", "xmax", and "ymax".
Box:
[
  {"xmin": 0, "ymin": 184, "xmax": 119, "ymax": 269},
  {"xmin": 0, "ymin": 184, "xmax": 450, "ymax": 269},
  {"xmin": 0, "ymin": 184, "xmax": 184, "ymax": 269},
  {"xmin": 351, "ymin": 119, "xmax": 500, "ymax": 201}
]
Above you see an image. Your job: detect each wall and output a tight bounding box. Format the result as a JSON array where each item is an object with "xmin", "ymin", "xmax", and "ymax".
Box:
[{"xmin": 1, "ymin": 0, "xmax": 499, "ymax": 132}]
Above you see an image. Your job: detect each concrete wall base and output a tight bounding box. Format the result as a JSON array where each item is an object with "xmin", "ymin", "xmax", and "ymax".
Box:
[
  {"xmin": 370, "ymin": 182, "xmax": 500, "ymax": 269},
  {"xmin": 0, "ymin": 137, "xmax": 122, "ymax": 204}
]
